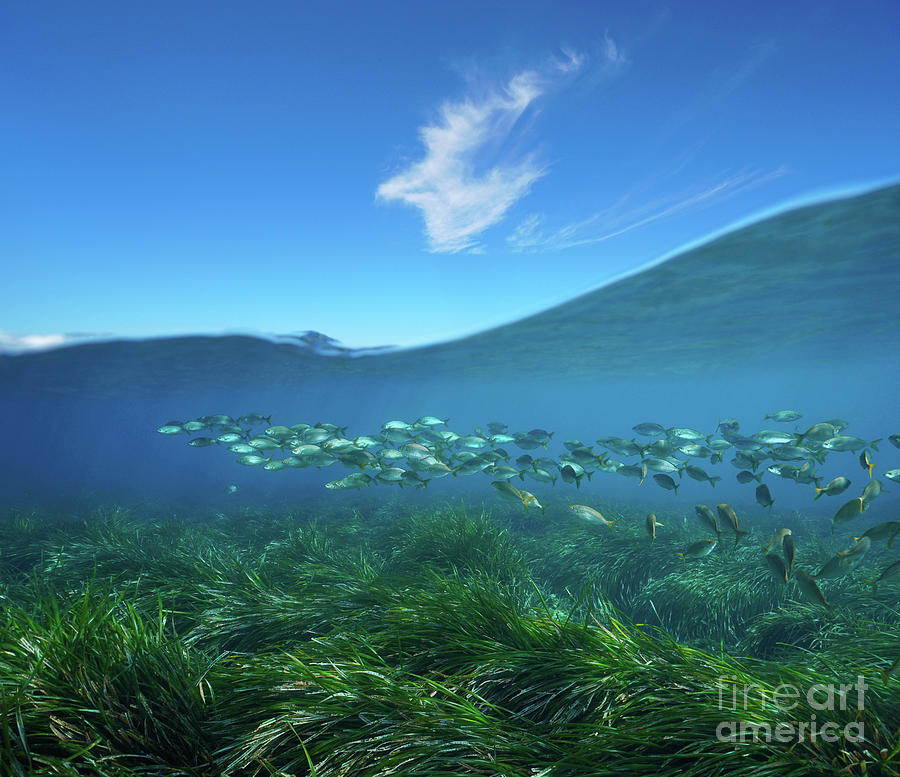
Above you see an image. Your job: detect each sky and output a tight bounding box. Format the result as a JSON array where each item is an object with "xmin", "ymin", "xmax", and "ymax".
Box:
[{"xmin": 2, "ymin": 0, "xmax": 899, "ymax": 349}]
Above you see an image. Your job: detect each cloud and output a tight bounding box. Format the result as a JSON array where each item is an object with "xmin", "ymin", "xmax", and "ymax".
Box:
[
  {"xmin": 508, "ymin": 168, "xmax": 786, "ymax": 252},
  {"xmin": 556, "ymin": 47, "xmax": 586, "ymax": 73},
  {"xmin": 0, "ymin": 331, "xmax": 70, "ymax": 353},
  {"xmin": 600, "ymin": 32, "xmax": 627, "ymax": 67},
  {"xmin": 377, "ymin": 62, "xmax": 582, "ymax": 253}
]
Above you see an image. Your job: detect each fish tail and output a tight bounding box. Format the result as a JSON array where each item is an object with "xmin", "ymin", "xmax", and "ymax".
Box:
[
  {"xmin": 710, "ymin": 476, "xmax": 720, "ymax": 488},
  {"xmin": 870, "ymin": 438, "xmax": 881, "ymax": 451},
  {"xmin": 673, "ymin": 485, "xmax": 679, "ymax": 495},
  {"xmin": 813, "ymin": 488, "xmax": 823, "ymax": 500},
  {"xmin": 867, "ymin": 463, "xmax": 874, "ymax": 478}
]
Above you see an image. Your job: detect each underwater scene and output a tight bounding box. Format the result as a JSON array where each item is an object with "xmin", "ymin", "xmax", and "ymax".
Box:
[{"xmin": 1, "ymin": 184, "xmax": 899, "ymax": 776}]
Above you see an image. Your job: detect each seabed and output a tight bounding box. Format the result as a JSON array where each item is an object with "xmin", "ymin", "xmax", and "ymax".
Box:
[{"xmin": 0, "ymin": 500, "xmax": 897, "ymax": 776}]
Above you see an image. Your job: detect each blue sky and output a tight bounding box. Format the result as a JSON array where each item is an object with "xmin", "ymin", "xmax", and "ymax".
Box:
[{"xmin": 2, "ymin": 0, "xmax": 899, "ymax": 349}]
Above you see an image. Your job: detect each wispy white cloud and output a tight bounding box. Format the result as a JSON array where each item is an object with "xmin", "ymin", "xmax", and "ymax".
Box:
[
  {"xmin": 377, "ymin": 57, "xmax": 587, "ymax": 253},
  {"xmin": 600, "ymin": 32, "xmax": 628, "ymax": 67},
  {"xmin": 508, "ymin": 168, "xmax": 786, "ymax": 252},
  {"xmin": 556, "ymin": 47, "xmax": 585, "ymax": 73},
  {"xmin": 0, "ymin": 331, "xmax": 70, "ymax": 353}
]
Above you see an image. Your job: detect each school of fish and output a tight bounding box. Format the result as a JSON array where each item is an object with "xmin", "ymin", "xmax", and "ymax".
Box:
[{"xmin": 159, "ymin": 410, "xmax": 899, "ymax": 606}]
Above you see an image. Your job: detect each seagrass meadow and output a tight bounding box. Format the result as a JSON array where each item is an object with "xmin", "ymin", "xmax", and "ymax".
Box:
[{"xmin": 0, "ymin": 499, "xmax": 897, "ymax": 777}]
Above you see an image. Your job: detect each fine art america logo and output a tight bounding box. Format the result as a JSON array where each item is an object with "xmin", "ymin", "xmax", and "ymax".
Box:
[{"xmin": 716, "ymin": 675, "xmax": 867, "ymax": 743}]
